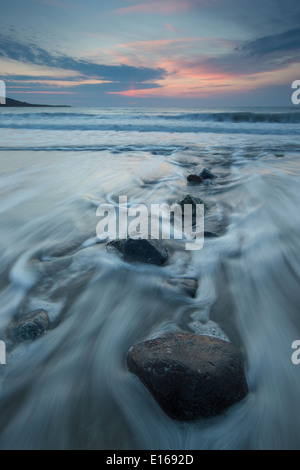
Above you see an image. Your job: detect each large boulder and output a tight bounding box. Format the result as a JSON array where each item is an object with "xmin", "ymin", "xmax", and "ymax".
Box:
[
  {"xmin": 109, "ymin": 238, "xmax": 168, "ymax": 266},
  {"xmin": 127, "ymin": 332, "xmax": 248, "ymax": 421}
]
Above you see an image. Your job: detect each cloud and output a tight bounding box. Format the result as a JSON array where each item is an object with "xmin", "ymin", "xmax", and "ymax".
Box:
[
  {"xmin": 164, "ymin": 23, "xmax": 177, "ymax": 32},
  {"xmin": 112, "ymin": 36, "xmax": 235, "ymax": 69},
  {"xmin": 0, "ymin": 34, "xmax": 166, "ymax": 89},
  {"xmin": 189, "ymin": 0, "xmax": 300, "ymax": 35},
  {"xmin": 236, "ymin": 27, "xmax": 300, "ymax": 59},
  {"xmin": 169, "ymin": 27, "xmax": 300, "ymax": 77},
  {"xmin": 215, "ymin": 27, "xmax": 300, "ymax": 74}
]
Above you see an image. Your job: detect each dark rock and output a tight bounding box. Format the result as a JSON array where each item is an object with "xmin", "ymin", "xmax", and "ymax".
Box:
[
  {"xmin": 199, "ymin": 168, "xmax": 217, "ymax": 180},
  {"xmin": 110, "ymin": 238, "xmax": 168, "ymax": 266},
  {"xmin": 127, "ymin": 332, "xmax": 248, "ymax": 421},
  {"xmin": 8, "ymin": 309, "xmax": 50, "ymax": 343},
  {"xmin": 166, "ymin": 278, "xmax": 198, "ymax": 298},
  {"xmin": 204, "ymin": 231, "xmax": 220, "ymax": 238},
  {"xmin": 176, "ymin": 194, "xmax": 207, "ymax": 223},
  {"xmin": 187, "ymin": 174, "xmax": 204, "ymax": 184}
]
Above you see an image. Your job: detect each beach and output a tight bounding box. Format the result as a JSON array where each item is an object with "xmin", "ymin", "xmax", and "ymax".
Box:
[{"xmin": 0, "ymin": 106, "xmax": 300, "ymax": 449}]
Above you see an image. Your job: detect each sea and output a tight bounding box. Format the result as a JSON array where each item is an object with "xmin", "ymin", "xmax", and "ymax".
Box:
[{"xmin": 0, "ymin": 106, "xmax": 299, "ymax": 450}]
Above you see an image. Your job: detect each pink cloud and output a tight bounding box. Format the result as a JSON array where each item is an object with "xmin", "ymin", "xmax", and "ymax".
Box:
[
  {"xmin": 114, "ymin": 37, "xmax": 235, "ymax": 62},
  {"xmin": 164, "ymin": 23, "xmax": 177, "ymax": 32},
  {"xmin": 117, "ymin": 37, "xmax": 221, "ymax": 55},
  {"xmin": 107, "ymin": 88, "xmax": 157, "ymax": 98}
]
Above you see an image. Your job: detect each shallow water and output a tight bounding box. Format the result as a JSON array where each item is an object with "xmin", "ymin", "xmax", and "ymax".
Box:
[{"xmin": 0, "ymin": 107, "xmax": 300, "ymax": 449}]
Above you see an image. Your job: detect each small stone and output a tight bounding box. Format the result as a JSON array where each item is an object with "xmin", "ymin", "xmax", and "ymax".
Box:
[
  {"xmin": 199, "ymin": 168, "xmax": 217, "ymax": 180},
  {"xmin": 8, "ymin": 309, "xmax": 50, "ymax": 343},
  {"xmin": 110, "ymin": 238, "xmax": 168, "ymax": 266},
  {"xmin": 187, "ymin": 174, "xmax": 204, "ymax": 184},
  {"xmin": 176, "ymin": 195, "xmax": 207, "ymax": 223},
  {"xmin": 127, "ymin": 332, "xmax": 248, "ymax": 421}
]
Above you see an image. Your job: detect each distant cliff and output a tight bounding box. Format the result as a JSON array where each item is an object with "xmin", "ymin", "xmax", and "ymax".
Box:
[{"xmin": 0, "ymin": 97, "xmax": 70, "ymax": 107}]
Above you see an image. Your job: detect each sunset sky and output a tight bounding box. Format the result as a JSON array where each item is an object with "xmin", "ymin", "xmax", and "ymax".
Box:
[{"xmin": 0, "ymin": 0, "xmax": 299, "ymax": 106}]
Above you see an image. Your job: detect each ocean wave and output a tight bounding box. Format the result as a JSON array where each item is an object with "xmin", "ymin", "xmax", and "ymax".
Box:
[
  {"xmin": 0, "ymin": 144, "xmax": 187, "ymax": 153},
  {"xmin": 0, "ymin": 112, "xmax": 99, "ymax": 119},
  {"xmin": 0, "ymin": 122, "xmax": 298, "ymax": 135},
  {"xmin": 157, "ymin": 111, "xmax": 300, "ymax": 123},
  {"xmin": 1, "ymin": 110, "xmax": 300, "ymax": 124}
]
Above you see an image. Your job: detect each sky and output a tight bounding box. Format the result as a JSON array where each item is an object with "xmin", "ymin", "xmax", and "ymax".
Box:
[{"xmin": 0, "ymin": 0, "xmax": 299, "ymax": 106}]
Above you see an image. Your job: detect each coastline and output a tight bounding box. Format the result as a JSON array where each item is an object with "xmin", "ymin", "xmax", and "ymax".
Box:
[{"xmin": 0, "ymin": 106, "xmax": 299, "ymax": 449}]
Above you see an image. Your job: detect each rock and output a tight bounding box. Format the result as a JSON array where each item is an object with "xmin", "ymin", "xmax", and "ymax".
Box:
[
  {"xmin": 176, "ymin": 195, "xmax": 207, "ymax": 223},
  {"xmin": 109, "ymin": 238, "xmax": 168, "ymax": 266},
  {"xmin": 199, "ymin": 168, "xmax": 217, "ymax": 180},
  {"xmin": 187, "ymin": 174, "xmax": 204, "ymax": 184},
  {"xmin": 127, "ymin": 332, "xmax": 248, "ymax": 421},
  {"xmin": 166, "ymin": 278, "xmax": 198, "ymax": 298},
  {"xmin": 8, "ymin": 309, "xmax": 50, "ymax": 343},
  {"xmin": 204, "ymin": 231, "xmax": 220, "ymax": 238}
]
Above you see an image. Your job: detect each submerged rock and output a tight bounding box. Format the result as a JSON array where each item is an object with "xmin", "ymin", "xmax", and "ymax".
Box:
[
  {"xmin": 8, "ymin": 309, "xmax": 50, "ymax": 343},
  {"xmin": 109, "ymin": 238, "xmax": 168, "ymax": 266},
  {"xmin": 204, "ymin": 231, "xmax": 220, "ymax": 238},
  {"xmin": 187, "ymin": 174, "xmax": 204, "ymax": 184},
  {"xmin": 176, "ymin": 194, "xmax": 207, "ymax": 222},
  {"xmin": 127, "ymin": 332, "xmax": 248, "ymax": 421},
  {"xmin": 199, "ymin": 168, "xmax": 217, "ymax": 180},
  {"xmin": 165, "ymin": 278, "xmax": 198, "ymax": 298}
]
